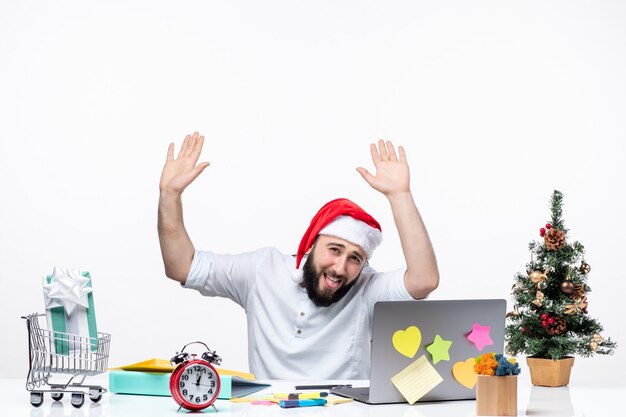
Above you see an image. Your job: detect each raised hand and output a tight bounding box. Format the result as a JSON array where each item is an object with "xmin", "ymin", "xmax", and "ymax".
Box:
[
  {"xmin": 159, "ymin": 132, "xmax": 210, "ymax": 195},
  {"xmin": 356, "ymin": 140, "xmax": 410, "ymax": 197}
]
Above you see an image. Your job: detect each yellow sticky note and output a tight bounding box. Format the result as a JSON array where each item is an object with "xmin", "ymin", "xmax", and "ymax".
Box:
[
  {"xmin": 391, "ymin": 355, "xmax": 443, "ymax": 404},
  {"xmin": 392, "ymin": 326, "xmax": 422, "ymax": 358},
  {"xmin": 325, "ymin": 395, "xmax": 354, "ymax": 406}
]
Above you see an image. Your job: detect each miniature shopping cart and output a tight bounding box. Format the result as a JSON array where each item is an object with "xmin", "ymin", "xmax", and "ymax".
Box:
[{"xmin": 22, "ymin": 313, "xmax": 111, "ymax": 408}]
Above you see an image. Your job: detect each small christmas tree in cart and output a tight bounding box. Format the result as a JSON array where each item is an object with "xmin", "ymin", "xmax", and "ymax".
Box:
[{"xmin": 505, "ymin": 190, "xmax": 616, "ymax": 386}]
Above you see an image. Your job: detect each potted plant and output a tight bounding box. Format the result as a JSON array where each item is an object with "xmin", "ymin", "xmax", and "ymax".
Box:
[
  {"xmin": 474, "ymin": 353, "xmax": 521, "ymax": 416},
  {"xmin": 505, "ymin": 191, "xmax": 616, "ymax": 386}
]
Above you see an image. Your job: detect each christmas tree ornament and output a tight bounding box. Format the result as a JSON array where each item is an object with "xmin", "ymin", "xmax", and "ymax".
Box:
[
  {"xmin": 545, "ymin": 316, "xmax": 567, "ymax": 336},
  {"xmin": 539, "ymin": 227, "xmax": 546, "ymax": 237},
  {"xmin": 530, "ymin": 270, "xmax": 548, "ymax": 288},
  {"xmin": 572, "ymin": 284, "xmax": 586, "ymax": 300},
  {"xmin": 560, "ymin": 279, "xmax": 575, "ymax": 295},
  {"xmin": 532, "ymin": 291, "xmax": 544, "ymax": 307},
  {"xmin": 541, "ymin": 313, "xmax": 548, "ymax": 320},
  {"xmin": 546, "ymin": 223, "xmax": 552, "ymax": 229},
  {"xmin": 589, "ymin": 334, "xmax": 602, "ymax": 351},
  {"xmin": 564, "ymin": 297, "xmax": 588, "ymax": 315},
  {"xmin": 579, "ymin": 260, "xmax": 591, "ymax": 275},
  {"xmin": 544, "ymin": 228, "xmax": 566, "ymax": 251},
  {"xmin": 506, "ymin": 305, "xmax": 520, "ymax": 318}
]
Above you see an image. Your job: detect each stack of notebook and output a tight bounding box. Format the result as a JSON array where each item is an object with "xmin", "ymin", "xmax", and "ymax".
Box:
[{"xmin": 108, "ymin": 358, "xmax": 270, "ymax": 399}]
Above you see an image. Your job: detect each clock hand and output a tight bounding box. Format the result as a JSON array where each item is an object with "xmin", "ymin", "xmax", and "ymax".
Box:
[{"xmin": 196, "ymin": 374, "xmax": 202, "ymax": 386}]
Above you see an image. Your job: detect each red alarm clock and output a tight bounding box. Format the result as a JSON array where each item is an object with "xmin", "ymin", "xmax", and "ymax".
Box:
[{"xmin": 170, "ymin": 341, "xmax": 222, "ymax": 411}]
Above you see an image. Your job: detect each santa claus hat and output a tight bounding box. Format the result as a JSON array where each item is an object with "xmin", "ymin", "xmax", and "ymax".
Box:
[{"xmin": 296, "ymin": 198, "xmax": 382, "ymax": 269}]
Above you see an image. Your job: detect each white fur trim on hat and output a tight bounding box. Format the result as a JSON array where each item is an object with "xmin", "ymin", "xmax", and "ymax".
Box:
[{"xmin": 318, "ymin": 215, "xmax": 383, "ymax": 259}]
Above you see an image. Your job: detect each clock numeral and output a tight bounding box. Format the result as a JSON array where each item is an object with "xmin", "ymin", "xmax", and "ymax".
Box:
[
  {"xmin": 210, "ymin": 381, "xmax": 215, "ymax": 387},
  {"xmin": 186, "ymin": 369, "xmax": 193, "ymax": 374},
  {"xmin": 182, "ymin": 389, "xmax": 188, "ymax": 395},
  {"xmin": 182, "ymin": 374, "xmax": 189, "ymax": 381},
  {"xmin": 203, "ymin": 394, "xmax": 208, "ymax": 401},
  {"xmin": 195, "ymin": 396, "xmax": 201, "ymax": 403},
  {"xmin": 179, "ymin": 382, "xmax": 185, "ymax": 388},
  {"xmin": 188, "ymin": 395, "xmax": 193, "ymax": 401},
  {"xmin": 208, "ymin": 388, "xmax": 213, "ymax": 395}
]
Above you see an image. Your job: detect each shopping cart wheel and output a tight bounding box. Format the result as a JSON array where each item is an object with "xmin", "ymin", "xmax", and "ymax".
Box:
[
  {"xmin": 51, "ymin": 392, "xmax": 64, "ymax": 401},
  {"xmin": 89, "ymin": 388, "xmax": 103, "ymax": 403},
  {"xmin": 30, "ymin": 391, "xmax": 44, "ymax": 407},
  {"xmin": 71, "ymin": 392, "xmax": 85, "ymax": 408}
]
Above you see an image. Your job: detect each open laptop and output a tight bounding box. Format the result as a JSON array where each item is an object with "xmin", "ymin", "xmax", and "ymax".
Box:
[{"xmin": 331, "ymin": 299, "xmax": 506, "ymax": 404}]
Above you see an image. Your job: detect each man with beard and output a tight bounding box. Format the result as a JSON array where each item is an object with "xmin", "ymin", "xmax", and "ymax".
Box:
[{"xmin": 158, "ymin": 132, "xmax": 439, "ymax": 379}]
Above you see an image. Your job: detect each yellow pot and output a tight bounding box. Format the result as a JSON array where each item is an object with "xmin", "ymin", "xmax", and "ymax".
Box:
[{"xmin": 526, "ymin": 357, "xmax": 574, "ymax": 387}]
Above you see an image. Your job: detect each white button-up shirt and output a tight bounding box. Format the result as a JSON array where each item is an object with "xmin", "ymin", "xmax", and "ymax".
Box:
[{"xmin": 184, "ymin": 247, "xmax": 413, "ymax": 379}]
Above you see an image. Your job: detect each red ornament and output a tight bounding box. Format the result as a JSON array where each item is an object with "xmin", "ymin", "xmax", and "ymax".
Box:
[
  {"xmin": 548, "ymin": 318, "xmax": 554, "ymax": 324},
  {"xmin": 546, "ymin": 223, "xmax": 552, "ymax": 229},
  {"xmin": 541, "ymin": 313, "xmax": 548, "ymax": 320},
  {"xmin": 542, "ymin": 320, "xmax": 548, "ymax": 327},
  {"xmin": 540, "ymin": 228, "xmax": 546, "ymax": 237},
  {"xmin": 521, "ymin": 327, "xmax": 527, "ymax": 334}
]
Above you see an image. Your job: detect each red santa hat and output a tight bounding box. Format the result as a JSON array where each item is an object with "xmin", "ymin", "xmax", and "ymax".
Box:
[{"xmin": 296, "ymin": 198, "xmax": 383, "ymax": 269}]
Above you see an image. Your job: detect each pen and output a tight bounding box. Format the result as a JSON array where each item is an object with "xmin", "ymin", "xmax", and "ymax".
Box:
[
  {"xmin": 279, "ymin": 398, "xmax": 327, "ymax": 408},
  {"xmin": 273, "ymin": 392, "xmax": 329, "ymax": 400},
  {"xmin": 294, "ymin": 384, "xmax": 352, "ymax": 390}
]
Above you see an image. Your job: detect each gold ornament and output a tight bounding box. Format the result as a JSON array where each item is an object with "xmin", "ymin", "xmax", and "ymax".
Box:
[
  {"xmin": 544, "ymin": 228, "xmax": 566, "ymax": 251},
  {"xmin": 564, "ymin": 297, "xmax": 588, "ymax": 314},
  {"xmin": 589, "ymin": 341, "xmax": 598, "ymax": 351},
  {"xmin": 506, "ymin": 305, "xmax": 520, "ymax": 318},
  {"xmin": 579, "ymin": 260, "xmax": 591, "ymax": 275},
  {"xmin": 532, "ymin": 291, "xmax": 545, "ymax": 307},
  {"xmin": 530, "ymin": 270, "xmax": 548, "ymax": 288},
  {"xmin": 592, "ymin": 333, "xmax": 603, "ymax": 343},
  {"xmin": 560, "ymin": 279, "xmax": 575, "ymax": 295}
]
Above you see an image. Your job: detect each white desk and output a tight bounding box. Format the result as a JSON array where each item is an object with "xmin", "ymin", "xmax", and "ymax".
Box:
[{"xmin": 2, "ymin": 375, "xmax": 625, "ymax": 417}]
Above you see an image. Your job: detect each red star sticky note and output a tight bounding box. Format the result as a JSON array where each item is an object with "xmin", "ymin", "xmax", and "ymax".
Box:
[{"xmin": 466, "ymin": 322, "xmax": 493, "ymax": 351}]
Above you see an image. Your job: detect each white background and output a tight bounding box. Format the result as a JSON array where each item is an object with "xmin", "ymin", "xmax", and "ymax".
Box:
[{"xmin": 1, "ymin": 0, "xmax": 624, "ymax": 383}]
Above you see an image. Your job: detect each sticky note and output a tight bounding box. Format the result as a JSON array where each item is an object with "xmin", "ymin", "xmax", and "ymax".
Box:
[
  {"xmin": 452, "ymin": 358, "xmax": 477, "ymax": 389},
  {"xmin": 391, "ymin": 354, "xmax": 443, "ymax": 404},
  {"xmin": 324, "ymin": 395, "xmax": 353, "ymax": 406},
  {"xmin": 426, "ymin": 335, "xmax": 452, "ymax": 364},
  {"xmin": 392, "ymin": 326, "xmax": 422, "ymax": 358},
  {"xmin": 466, "ymin": 322, "xmax": 493, "ymax": 351}
]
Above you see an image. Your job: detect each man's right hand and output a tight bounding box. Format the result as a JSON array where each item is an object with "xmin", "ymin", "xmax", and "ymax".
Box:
[
  {"xmin": 158, "ymin": 131, "xmax": 209, "ymax": 284},
  {"xmin": 159, "ymin": 132, "xmax": 210, "ymax": 195}
]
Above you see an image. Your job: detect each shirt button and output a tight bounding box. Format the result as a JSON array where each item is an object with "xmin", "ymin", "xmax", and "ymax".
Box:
[
  {"xmin": 296, "ymin": 329, "xmax": 302, "ymax": 335},
  {"xmin": 300, "ymin": 312, "xmax": 305, "ymax": 317}
]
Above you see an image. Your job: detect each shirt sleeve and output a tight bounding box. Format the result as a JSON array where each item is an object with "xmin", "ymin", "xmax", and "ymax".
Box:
[
  {"xmin": 182, "ymin": 249, "xmax": 257, "ymax": 308},
  {"xmin": 360, "ymin": 265, "xmax": 417, "ymax": 318}
]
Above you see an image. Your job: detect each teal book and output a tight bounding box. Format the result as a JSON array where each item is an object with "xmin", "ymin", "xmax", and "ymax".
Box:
[{"xmin": 108, "ymin": 370, "xmax": 270, "ymax": 399}]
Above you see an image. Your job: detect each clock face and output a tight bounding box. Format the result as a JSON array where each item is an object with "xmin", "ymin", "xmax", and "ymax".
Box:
[{"xmin": 176, "ymin": 363, "xmax": 219, "ymax": 406}]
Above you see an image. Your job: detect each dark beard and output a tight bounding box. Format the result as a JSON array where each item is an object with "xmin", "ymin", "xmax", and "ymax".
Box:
[{"xmin": 301, "ymin": 253, "xmax": 357, "ymax": 307}]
